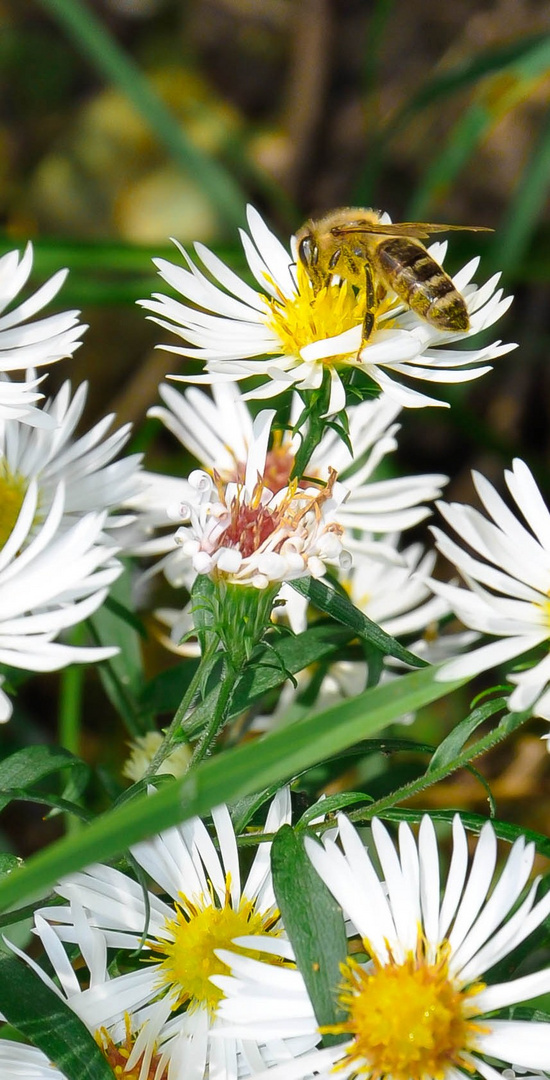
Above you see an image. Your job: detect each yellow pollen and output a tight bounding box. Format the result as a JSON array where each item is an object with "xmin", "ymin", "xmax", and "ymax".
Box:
[
  {"xmin": 97, "ymin": 1018, "xmax": 167, "ymax": 1080},
  {"xmin": 325, "ymin": 940, "xmax": 487, "ymax": 1080},
  {"xmin": 0, "ymin": 461, "xmax": 27, "ymax": 550},
  {"xmin": 151, "ymin": 882, "xmax": 280, "ymax": 1016},
  {"xmin": 265, "ymin": 264, "xmax": 365, "ymax": 360}
]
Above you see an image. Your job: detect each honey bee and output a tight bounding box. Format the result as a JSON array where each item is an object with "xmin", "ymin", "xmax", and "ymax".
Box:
[{"xmin": 295, "ymin": 208, "xmax": 492, "ymax": 344}]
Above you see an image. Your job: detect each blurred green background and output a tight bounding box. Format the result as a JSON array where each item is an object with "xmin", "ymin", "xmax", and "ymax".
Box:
[{"xmin": 1, "ymin": 0, "xmax": 550, "ymax": 851}]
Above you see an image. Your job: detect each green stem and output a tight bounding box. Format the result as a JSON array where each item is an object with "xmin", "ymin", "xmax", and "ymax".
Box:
[
  {"xmin": 188, "ymin": 659, "xmax": 241, "ymax": 768},
  {"xmin": 59, "ymin": 642, "xmax": 84, "ymax": 837},
  {"xmin": 291, "ymin": 376, "xmax": 333, "ymax": 480},
  {"xmin": 354, "ymin": 709, "xmax": 530, "ymax": 821},
  {"xmin": 59, "ymin": 665, "xmax": 83, "ymax": 759},
  {"xmin": 142, "ymin": 649, "xmax": 216, "ymax": 778}
]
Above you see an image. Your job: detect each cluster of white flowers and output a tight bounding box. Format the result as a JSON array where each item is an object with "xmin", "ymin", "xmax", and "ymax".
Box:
[
  {"xmin": 3, "ymin": 210, "xmax": 550, "ymax": 718},
  {"xmin": 3, "ymin": 205, "xmax": 550, "ymax": 1080},
  {"xmin": 2, "ymin": 798, "xmax": 550, "ymax": 1080},
  {"xmin": 0, "ymin": 247, "xmax": 149, "ymax": 720}
]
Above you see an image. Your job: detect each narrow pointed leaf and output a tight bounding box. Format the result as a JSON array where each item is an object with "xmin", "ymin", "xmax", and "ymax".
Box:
[
  {"xmin": 0, "ymin": 948, "xmax": 115, "ymax": 1080},
  {"xmin": 0, "ymin": 664, "xmax": 466, "ymax": 913},
  {"xmin": 271, "ymin": 826, "xmax": 348, "ymax": 1042},
  {"xmin": 290, "ymin": 578, "xmax": 426, "ymax": 668}
]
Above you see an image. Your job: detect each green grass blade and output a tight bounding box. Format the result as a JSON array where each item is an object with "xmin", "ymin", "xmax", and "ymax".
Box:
[
  {"xmin": 0, "ymin": 664, "xmax": 465, "ymax": 912},
  {"xmin": 37, "ymin": 0, "xmax": 246, "ymax": 230},
  {"xmin": 408, "ymin": 34, "xmax": 550, "ymax": 219},
  {"xmin": 356, "ymin": 32, "xmax": 550, "ymax": 204},
  {"xmin": 490, "ymin": 106, "xmax": 550, "ymax": 274},
  {"xmin": 291, "ymin": 578, "xmax": 426, "ymax": 668}
]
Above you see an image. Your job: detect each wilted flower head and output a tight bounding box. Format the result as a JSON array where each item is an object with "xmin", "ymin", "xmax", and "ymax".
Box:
[{"xmin": 174, "ymin": 410, "xmax": 351, "ymax": 590}]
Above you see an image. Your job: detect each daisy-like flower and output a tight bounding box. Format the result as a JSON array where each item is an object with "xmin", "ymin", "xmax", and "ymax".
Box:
[
  {"xmin": 149, "ymin": 382, "xmax": 447, "ymax": 537},
  {"xmin": 174, "ymin": 409, "xmax": 350, "ymax": 590},
  {"xmin": 140, "ymin": 205, "xmax": 514, "ymax": 413},
  {"xmin": 37, "ymin": 790, "xmax": 318, "ymax": 1079},
  {"xmin": 430, "ymin": 458, "xmax": 550, "ymax": 719},
  {"xmin": 0, "ymin": 480, "xmax": 120, "ymax": 721},
  {"xmin": 0, "ymin": 243, "xmax": 85, "ymax": 426},
  {"xmin": 0, "ymin": 378, "xmax": 142, "ymax": 545},
  {"xmin": 1, "ymin": 898, "xmax": 183, "ymax": 1080},
  {"xmin": 215, "ymin": 814, "xmax": 550, "ymax": 1079}
]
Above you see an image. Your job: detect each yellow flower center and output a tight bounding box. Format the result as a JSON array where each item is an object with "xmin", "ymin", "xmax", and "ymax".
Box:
[
  {"xmin": 265, "ymin": 263, "xmax": 365, "ymax": 359},
  {"xmin": 0, "ymin": 461, "xmax": 27, "ymax": 550},
  {"xmin": 326, "ymin": 940, "xmax": 486, "ymax": 1080},
  {"xmin": 151, "ymin": 883, "xmax": 279, "ymax": 1016}
]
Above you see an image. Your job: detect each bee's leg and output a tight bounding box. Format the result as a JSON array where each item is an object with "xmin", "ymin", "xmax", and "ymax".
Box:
[{"xmin": 359, "ymin": 263, "xmax": 376, "ymax": 356}]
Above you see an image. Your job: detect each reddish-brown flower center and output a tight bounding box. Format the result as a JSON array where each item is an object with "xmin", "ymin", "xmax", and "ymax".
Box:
[{"xmin": 217, "ymin": 501, "xmax": 283, "ymax": 558}]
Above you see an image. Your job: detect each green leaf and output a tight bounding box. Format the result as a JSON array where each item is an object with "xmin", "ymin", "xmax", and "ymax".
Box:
[
  {"xmin": 271, "ymin": 826, "xmax": 348, "ymax": 1042},
  {"xmin": 140, "ymin": 660, "xmax": 200, "ymax": 714},
  {"xmin": 290, "ymin": 579, "xmax": 426, "ymax": 668},
  {"xmin": 426, "ymin": 697, "xmax": 507, "ymax": 774},
  {"xmin": 0, "ymin": 664, "xmax": 466, "ymax": 913},
  {"xmin": 0, "ymin": 854, "xmax": 22, "ymax": 879},
  {"xmin": 371, "ymin": 807, "xmax": 550, "ymax": 857},
  {"xmin": 184, "ymin": 623, "xmax": 354, "ymax": 737},
  {"xmin": 0, "ymin": 947, "xmax": 115, "ymax": 1080},
  {"xmin": 392, "ymin": 33, "xmax": 550, "ymax": 136},
  {"xmin": 296, "ymin": 793, "xmax": 373, "ymax": 830},
  {"xmin": 229, "ymin": 787, "xmax": 285, "ymax": 836},
  {"xmin": 0, "ymin": 746, "xmax": 90, "ymax": 814},
  {"xmin": 356, "ymin": 32, "xmax": 550, "ymax": 202},
  {"xmin": 491, "ymin": 106, "xmax": 550, "ymax": 274},
  {"xmin": 190, "ymin": 575, "xmax": 220, "ymax": 660},
  {"xmin": 0, "ymin": 897, "xmax": 64, "ymax": 931},
  {"xmin": 89, "ymin": 567, "xmax": 151, "ymax": 737}
]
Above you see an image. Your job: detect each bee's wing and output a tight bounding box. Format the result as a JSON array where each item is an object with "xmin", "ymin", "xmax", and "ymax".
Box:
[{"xmin": 331, "ymin": 222, "xmax": 493, "ymax": 239}]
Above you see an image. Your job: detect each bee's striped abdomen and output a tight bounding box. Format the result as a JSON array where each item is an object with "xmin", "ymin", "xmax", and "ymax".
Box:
[{"xmin": 376, "ymin": 237, "xmax": 469, "ymax": 331}]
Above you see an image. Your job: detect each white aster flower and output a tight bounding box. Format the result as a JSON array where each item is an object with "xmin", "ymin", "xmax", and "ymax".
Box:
[
  {"xmin": 0, "ymin": 479, "xmax": 120, "ymax": 721},
  {"xmin": 431, "ymin": 458, "xmax": 550, "ymax": 719},
  {"xmin": 140, "ymin": 205, "xmax": 514, "ymax": 413},
  {"xmin": 216, "ymin": 814, "xmax": 550, "ymax": 1080},
  {"xmin": 149, "ymin": 382, "xmax": 447, "ymax": 539},
  {"xmin": 37, "ymin": 791, "xmax": 314, "ymax": 1080},
  {"xmin": 0, "ymin": 243, "xmax": 85, "ymax": 426},
  {"xmin": 1, "ymin": 899, "xmax": 184, "ymax": 1080},
  {"xmin": 174, "ymin": 409, "xmax": 350, "ymax": 590},
  {"xmin": 0, "ymin": 378, "xmax": 142, "ymax": 544}
]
